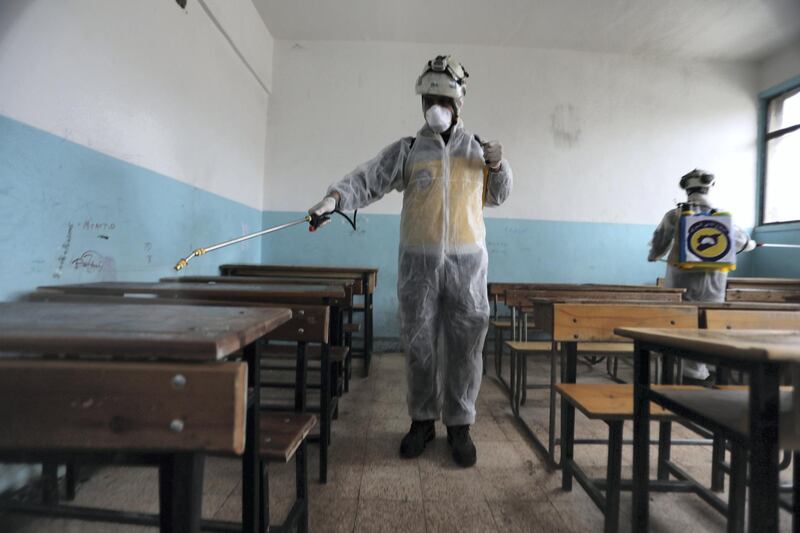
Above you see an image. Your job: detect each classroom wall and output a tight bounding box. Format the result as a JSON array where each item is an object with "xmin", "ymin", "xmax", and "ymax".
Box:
[
  {"xmin": 748, "ymin": 37, "xmax": 800, "ymax": 278},
  {"xmin": 758, "ymin": 37, "xmax": 800, "ymax": 92},
  {"xmin": 261, "ymin": 40, "xmax": 760, "ymax": 338},
  {"xmin": 0, "ymin": 0, "xmax": 273, "ymax": 301},
  {"xmin": 0, "ymin": 0, "xmax": 272, "ymax": 494}
]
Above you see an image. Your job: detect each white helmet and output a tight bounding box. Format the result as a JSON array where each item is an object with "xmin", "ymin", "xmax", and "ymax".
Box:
[
  {"xmin": 679, "ymin": 169, "xmax": 716, "ymax": 190},
  {"xmin": 415, "ymin": 55, "xmax": 468, "ymax": 117}
]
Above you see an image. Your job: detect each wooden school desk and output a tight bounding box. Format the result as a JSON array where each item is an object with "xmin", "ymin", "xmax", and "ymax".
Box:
[
  {"xmin": 619, "ymin": 327, "xmax": 800, "ymax": 533},
  {"xmin": 0, "ymin": 302, "xmax": 291, "ymax": 533},
  {"xmin": 220, "ymin": 264, "xmax": 378, "ymax": 376},
  {"xmin": 162, "ymin": 275, "xmax": 358, "ymax": 391},
  {"xmin": 36, "ymin": 281, "xmax": 345, "ymax": 484}
]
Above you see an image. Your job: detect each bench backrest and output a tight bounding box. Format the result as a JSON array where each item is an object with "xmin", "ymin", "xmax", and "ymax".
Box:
[
  {"xmin": 553, "ymin": 303, "xmax": 697, "ymax": 342},
  {"xmin": 704, "ymin": 309, "xmax": 800, "ymax": 331},
  {"xmin": 726, "ymin": 288, "xmax": 800, "ymax": 303}
]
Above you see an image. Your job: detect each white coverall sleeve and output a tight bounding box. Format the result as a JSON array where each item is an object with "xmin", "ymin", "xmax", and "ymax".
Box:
[
  {"xmin": 326, "ymin": 137, "xmax": 414, "ymax": 211},
  {"xmin": 734, "ymin": 225, "xmax": 756, "ymax": 253},
  {"xmin": 648, "ymin": 209, "xmax": 678, "ymax": 262},
  {"xmin": 484, "ymin": 160, "xmax": 513, "ymax": 207}
]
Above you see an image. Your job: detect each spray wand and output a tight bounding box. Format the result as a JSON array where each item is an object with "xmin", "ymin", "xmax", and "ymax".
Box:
[
  {"xmin": 756, "ymin": 243, "xmax": 800, "ymax": 249},
  {"xmin": 174, "ymin": 209, "xmax": 357, "ymax": 271}
]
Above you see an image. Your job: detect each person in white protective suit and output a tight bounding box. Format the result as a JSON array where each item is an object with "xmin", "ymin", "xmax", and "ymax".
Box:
[
  {"xmin": 648, "ymin": 169, "xmax": 755, "ymax": 384},
  {"xmin": 309, "ymin": 55, "xmax": 512, "ymax": 467}
]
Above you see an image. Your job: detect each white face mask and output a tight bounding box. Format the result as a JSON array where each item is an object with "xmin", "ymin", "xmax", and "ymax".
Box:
[{"xmin": 424, "ymin": 105, "xmax": 453, "ymax": 133}]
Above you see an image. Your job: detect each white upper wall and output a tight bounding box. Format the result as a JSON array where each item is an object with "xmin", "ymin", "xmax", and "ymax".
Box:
[
  {"xmin": 203, "ymin": 0, "xmax": 274, "ymax": 91},
  {"xmin": 759, "ymin": 38, "xmax": 800, "ymax": 91},
  {"xmin": 264, "ymin": 40, "xmax": 759, "ymax": 227},
  {"xmin": 0, "ymin": 0, "xmax": 274, "ymax": 211}
]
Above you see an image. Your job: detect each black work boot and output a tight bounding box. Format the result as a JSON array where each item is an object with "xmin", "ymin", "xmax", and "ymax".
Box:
[
  {"xmin": 399, "ymin": 420, "xmax": 435, "ymax": 458},
  {"xmin": 447, "ymin": 425, "xmax": 477, "ymax": 467}
]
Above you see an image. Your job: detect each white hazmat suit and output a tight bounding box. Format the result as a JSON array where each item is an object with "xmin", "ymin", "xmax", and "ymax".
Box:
[{"xmin": 327, "ymin": 120, "xmax": 512, "ymax": 425}]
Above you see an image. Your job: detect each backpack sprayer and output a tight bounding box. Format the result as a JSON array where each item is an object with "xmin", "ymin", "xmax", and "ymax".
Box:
[{"xmin": 174, "ymin": 209, "xmax": 357, "ymax": 271}]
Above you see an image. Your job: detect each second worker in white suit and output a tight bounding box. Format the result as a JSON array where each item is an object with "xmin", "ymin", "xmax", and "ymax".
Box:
[{"xmin": 309, "ymin": 55, "xmax": 512, "ymax": 467}]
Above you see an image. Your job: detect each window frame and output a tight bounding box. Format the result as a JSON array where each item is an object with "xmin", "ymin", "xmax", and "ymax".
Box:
[{"xmin": 757, "ymin": 74, "xmax": 800, "ymax": 227}]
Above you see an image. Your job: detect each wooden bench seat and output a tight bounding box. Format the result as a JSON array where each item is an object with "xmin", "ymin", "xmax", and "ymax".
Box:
[
  {"xmin": 506, "ymin": 340, "xmax": 551, "ymax": 351},
  {"xmin": 505, "ymin": 341, "xmax": 633, "ymax": 354},
  {"xmin": 556, "ymin": 383, "xmax": 700, "ymax": 421},
  {"xmin": 556, "ymin": 383, "xmax": 705, "ymax": 533},
  {"xmin": 491, "ymin": 319, "xmax": 512, "ymax": 328},
  {"xmin": 260, "ymin": 413, "xmax": 317, "ymax": 463},
  {"xmin": 577, "ymin": 342, "xmax": 632, "ymax": 354}
]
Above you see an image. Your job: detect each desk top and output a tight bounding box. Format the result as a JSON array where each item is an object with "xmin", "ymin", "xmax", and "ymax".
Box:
[
  {"xmin": 615, "ymin": 328, "xmax": 800, "ymax": 362},
  {"xmin": 40, "ymin": 281, "xmax": 346, "ymax": 301},
  {"xmin": 726, "ymin": 288, "xmax": 800, "ymax": 303},
  {"xmin": 727, "ymin": 277, "xmax": 800, "ymax": 289},
  {"xmin": 221, "ymin": 263, "xmax": 379, "ymax": 274},
  {"xmin": 164, "ymin": 275, "xmax": 354, "ymax": 287},
  {"xmin": 490, "ymin": 282, "xmax": 665, "ymax": 289},
  {"xmin": 500, "ymin": 284, "xmax": 684, "ymax": 293},
  {"xmin": 0, "ymin": 302, "xmax": 291, "ymax": 361},
  {"xmin": 526, "ymin": 299, "xmax": 800, "ymax": 310},
  {"xmin": 161, "ymin": 275, "xmax": 358, "ymax": 294},
  {"xmin": 219, "ymin": 264, "xmax": 377, "ymax": 293}
]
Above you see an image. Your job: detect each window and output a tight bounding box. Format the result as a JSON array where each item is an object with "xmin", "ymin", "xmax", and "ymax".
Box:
[{"xmin": 761, "ymin": 83, "xmax": 800, "ymax": 224}]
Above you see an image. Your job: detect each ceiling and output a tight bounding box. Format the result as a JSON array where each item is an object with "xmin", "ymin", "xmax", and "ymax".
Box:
[{"xmin": 253, "ymin": 0, "xmax": 800, "ymax": 62}]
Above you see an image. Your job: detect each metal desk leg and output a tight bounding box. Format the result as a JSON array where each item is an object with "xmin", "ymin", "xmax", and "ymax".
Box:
[
  {"xmin": 728, "ymin": 445, "xmax": 747, "ymax": 533},
  {"xmin": 65, "ymin": 463, "xmax": 77, "ymax": 501},
  {"xmin": 748, "ymin": 362, "xmax": 781, "ymax": 533},
  {"xmin": 295, "ymin": 342, "xmax": 308, "ymax": 412},
  {"xmin": 41, "ymin": 462, "xmax": 59, "ymax": 504},
  {"xmin": 632, "ymin": 341, "xmax": 651, "ymax": 532},
  {"xmin": 560, "ymin": 342, "xmax": 577, "ymax": 491},
  {"xmin": 345, "ymin": 306, "xmax": 353, "ymax": 392},
  {"xmin": 605, "ymin": 421, "xmax": 623, "ymax": 533},
  {"xmin": 494, "ymin": 323, "xmax": 502, "ymax": 378},
  {"xmin": 657, "ymin": 421, "xmax": 672, "ymax": 481},
  {"xmin": 793, "ymin": 451, "xmax": 800, "ymax": 533},
  {"xmin": 364, "ymin": 290, "xmax": 373, "ymax": 377},
  {"xmin": 711, "ymin": 436, "xmax": 726, "ymax": 492},
  {"xmin": 320, "ymin": 343, "xmax": 330, "ymax": 483},
  {"xmin": 712, "ymin": 368, "xmax": 729, "ymax": 492},
  {"xmin": 521, "ymin": 347, "xmax": 529, "ymax": 406},
  {"xmin": 243, "ymin": 342, "xmax": 262, "ymax": 533},
  {"xmin": 297, "ymin": 440, "xmax": 309, "ymax": 533},
  {"xmin": 260, "ymin": 462, "xmax": 269, "ymax": 531},
  {"xmin": 158, "ymin": 453, "xmax": 204, "ymax": 533},
  {"xmin": 548, "ymin": 343, "xmax": 558, "ymax": 465},
  {"xmin": 512, "ymin": 342, "xmax": 519, "ymax": 399}
]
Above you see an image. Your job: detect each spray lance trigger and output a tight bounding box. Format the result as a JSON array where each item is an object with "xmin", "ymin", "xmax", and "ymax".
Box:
[
  {"xmin": 308, "ymin": 213, "xmax": 331, "ymax": 232},
  {"xmin": 308, "ymin": 209, "xmax": 358, "ymax": 233}
]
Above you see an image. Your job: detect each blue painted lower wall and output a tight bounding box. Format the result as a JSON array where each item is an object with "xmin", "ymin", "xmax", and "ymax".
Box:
[
  {"xmin": 0, "ymin": 114, "xmax": 263, "ymax": 494},
  {"xmin": 259, "ymin": 210, "xmax": 726, "ymax": 339},
  {"xmin": 0, "ymin": 115, "xmax": 262, "ymax": 301},
  {"xmin": 749, "ymin": 223, "xmax": 800, "ymax": 278}
]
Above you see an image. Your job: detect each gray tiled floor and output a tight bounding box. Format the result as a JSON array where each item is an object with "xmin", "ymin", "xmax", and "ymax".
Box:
[{"xmin": 1, "ymin": 352, "xmax": 795, "ymax": 532}]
